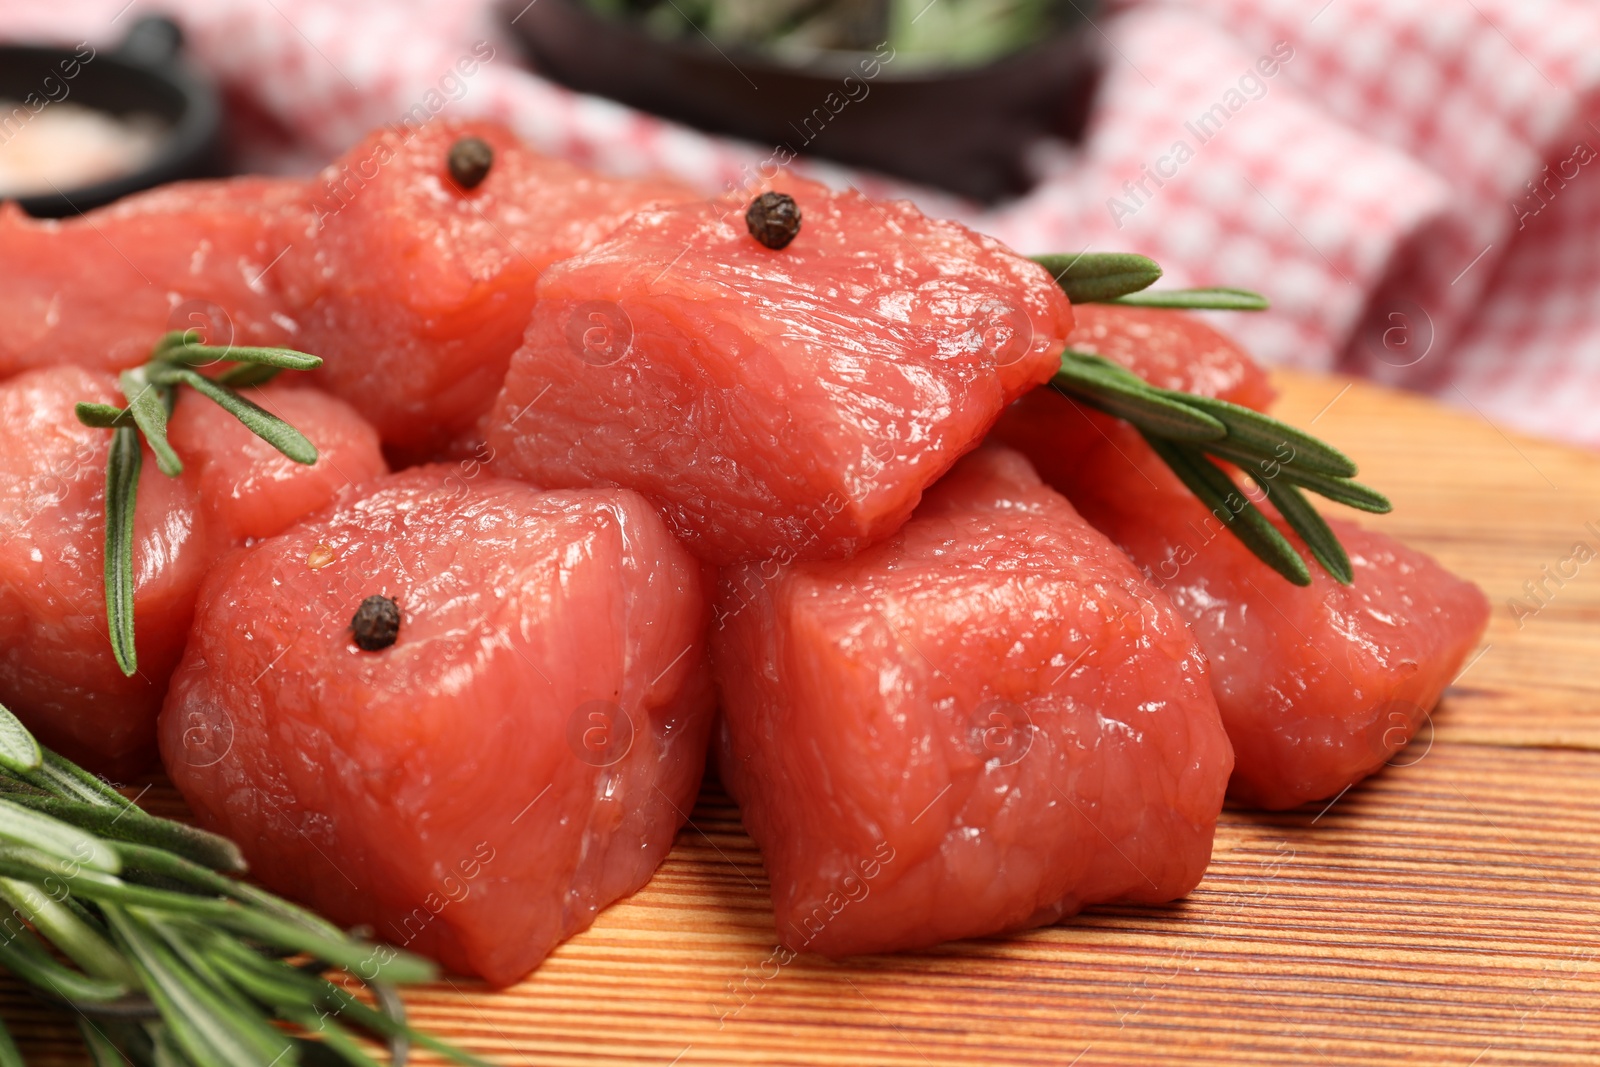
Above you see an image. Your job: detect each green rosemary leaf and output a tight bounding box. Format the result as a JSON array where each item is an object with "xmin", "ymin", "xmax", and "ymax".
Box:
[
  {"xmin": 196, "ymin": 874, "xmax": 346, "ymax": 944},
  {"xmin": 201, "ymin": 935, "xmax": 315, "ymax": 1009},
  {"xmin": 1058, "ymin": 349, "xmax": 1157, "ymax": 390},
  {"xmin": 1144, "ymin": 436, "xmax": 1312, "ymax": 586},
  {"xmin": 113, "ymin": 844, "xmax": 345, "ymax": 935},
  {"xmin": 215, "ymin": 362, "xmax": 283, "ymax": 388},
  {"xmin": 319, "ymin": 981, "xmax": 491, "ymax": 1067},
  {"xmin": 277, "ymin": 963, "xmax": 493, "ymax": 1067},
  {"xmin": 0, "ymin": 798, "xmax": 121, "ymax": 874},
  {"xmin": 0, "ymin": 1016, "xmax": 22, "ymax": 1067},
  {"xmin": 10, "ymin": 796, "xmax": 245, "ymax": 873},
  {"xmin": 340, "ymin": 992, "xmax": 493, "ymax": 1067},
  {"xmin": 151, "ymin": 1025, "xmax": 192, "ymax": 1067},
  {"xmin": 1112, "ymin": 287, "xmax": 1270, "ymax": 311},
  {"xmin": 156, "ymin": 368, "xmax": 318, "ymax": 466},
  {"xmin": 204, "ymin": 933, "xmax": 461, "ymax": 1067},
  {"xmin": 17, "ymin": 747, "xmax": 135, "ymax": 808},
  {"xmin": 149, "ymin": 912, "xmax": 287, "ymax": 1028},
  {"xmin": 1055, "ymin": 353, "xmax": 1226, "ymax": 443},
  {"xmin": 0, "ymin": 855, "xmax": 249, "ymax": 917},
  {"xmin": 0, "ymin": 715, "xmax": 485, "ymax": 1067},
  {"xmin": 0, "ymin": 875, "xmax": 138, "ymax": 985},
  {"xmin": 104, "ymin": 425, "xmax": 141, "ymax": 678},
  {"xmin": 57, "ymin": 891, "xmax": 118, "ymax": 945},
  {"xmin": 119, "ymin": 370, "xmax": 181, "ymax": 477},
  {"xmin": 1048, "ymin": 376, "xmax": 1199, "ymax": 439},
  {"xmin": 76, "ymin": 1018, "xmax": 129, "ymax": 1067},
  {"xmin": 104, "ymin": 904, "xmax": 297, "ymax": 1067},
  {"xmin": 282, "ymin": 1008, "xmax": 386, "ymax": 1067},
  {"xmin": 0, "ymin": 860, "xmax": 436, "ymax": 1055},
  {"xmin": 160, "ymin": 342, "xmax": 322, "ymax": 372},
  {"xmin": 1032, "ymin": 252, "xmax": 1162, "ymax": 304},
  {"xmin": 1206, "ymin": 447, "xmax": 1392, "ymax": 514},
  {"xmin": 29, "ymin": 862, "xmax": 427, "ymax": 985},
  {"xmin": 0, "ymin": 703, "xmax": 41, "ymax": 773},
  {"xmin": 0, "ymin": 922, "xmax": 131, "ymax": 1003},
  {"xmin": 0, "ymin": 840, "xmax": 82, "ymax": 879},
  {"xmin": 0, "ymin": 847, "xmax": 165, "ymax": 910},
  {"xmin": 1246, "ymin": 475, "xmax": 1353, "ymax": 584},
  {"xmin": 74, "ymin": 402, "xmax": 136, "ymax": 429},
  {"xmin": 1176, "ymin": 394, "xmax": 1358, "ymax": 478},
  {"xmin": 205, "ymin": 907, "xmax": 436, "ymax": 986},
  {"xmin": 1285, "ymin": 470, "xmax": 1393, "ymax": 513}
]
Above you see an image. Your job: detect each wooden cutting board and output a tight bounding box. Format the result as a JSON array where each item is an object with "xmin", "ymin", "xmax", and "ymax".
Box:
[{"xmin": 5, "ymin": 371, "xmax": 1599, "ymax": 1065}]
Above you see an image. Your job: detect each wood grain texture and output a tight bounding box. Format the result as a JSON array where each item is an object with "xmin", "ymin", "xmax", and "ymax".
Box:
[
  {"xmin": 5, "ymin": 372, "xmax": 1598, "ymax": 1066},
  {"xmin": 1271, "ymin": 372, "xmax": 1600, "ymax": 752}
]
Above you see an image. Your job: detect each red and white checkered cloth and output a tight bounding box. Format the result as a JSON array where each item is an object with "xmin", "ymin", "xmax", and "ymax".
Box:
[{"xmin": 7, "ymin": 0, "xmax": 1600, "ymax": 447}]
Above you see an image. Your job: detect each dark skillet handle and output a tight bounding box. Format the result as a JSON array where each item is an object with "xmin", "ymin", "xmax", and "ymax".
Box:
[{"xmin": 116, "ymin": 15, "xmax": 185, "ymax": 68}]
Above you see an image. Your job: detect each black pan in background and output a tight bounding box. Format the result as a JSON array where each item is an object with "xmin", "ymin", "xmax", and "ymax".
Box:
[
  {"xmin": 0, "ymin": 16, "xmax": 223, "ymax": 218},
  {"xmin": 503, "ymin": 0, "xmax": 1100, "ymax": 203}
]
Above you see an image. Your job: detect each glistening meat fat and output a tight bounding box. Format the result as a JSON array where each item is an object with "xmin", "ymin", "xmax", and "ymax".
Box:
[
  {"xmin": 487, "ymin": 178, "xmax": 1074, "ymax": 565},
  {"xmin": 159, "ymin": 467, "xmax": 716, "ymax": 987},
  {"xmin": 713, "ymin": 445, "xmax": 1232, "ymax": 956},
  {"xmin": 0, "ymin": 367, "xmax": 386, "ymax": 774},
  {"xmin": 993, "ymin": 304, "xmax": 1490, "ymax": 810}
]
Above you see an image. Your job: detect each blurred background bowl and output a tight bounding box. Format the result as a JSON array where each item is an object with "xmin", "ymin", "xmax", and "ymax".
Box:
[
  {"xmin": 0, "ymin": 16, "xmax": 222, "ymax": 218},
  {"xmin": 503, "ymin": 0, "xmax": 1100, "ymax": 202}
]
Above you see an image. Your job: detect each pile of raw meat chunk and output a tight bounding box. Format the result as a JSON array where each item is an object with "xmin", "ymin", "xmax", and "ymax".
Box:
[{"xmin": 0, "ymin": 120, "xmax": 1487, "ymax": 987}]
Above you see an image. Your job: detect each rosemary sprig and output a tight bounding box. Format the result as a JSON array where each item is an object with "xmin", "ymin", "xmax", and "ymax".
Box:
[
  {"xmin": 0, "ymin": 702, "xmax": 493, "ymax": 1067},
  {"xmin": 76, "ymin": 332, "xmax": 324, "ymax": 677},
  {"xmin": 1030, "ymin": 253, "xmax": 1387, "ymax": 586},
  {"xmin": 1032, "ymin": 252, "xmax": 1272, "ymax": 311},
  {"xmin": 1052, "ymin": 347, "xmax": 1390, "ymax": 586}
]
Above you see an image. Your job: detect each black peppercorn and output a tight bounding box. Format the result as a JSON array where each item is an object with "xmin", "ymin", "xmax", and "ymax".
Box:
[
  {"xmin": 745, "ymin": 192, "xmax": 801, "ymax": 249},
  {"xmin": 351, "ymin": 595, "xmax": 401, "ymax": 651},
  {"xmin": 447, "ymin": 137, "xmax": 494, "ymax": 190}
]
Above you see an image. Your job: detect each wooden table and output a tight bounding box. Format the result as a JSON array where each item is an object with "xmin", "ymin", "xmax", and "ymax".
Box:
[{"xmin": 6, "ymin": 372, "xmax": 1599, "ymax": 1065}]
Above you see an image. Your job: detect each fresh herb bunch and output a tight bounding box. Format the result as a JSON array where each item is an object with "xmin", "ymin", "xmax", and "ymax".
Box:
[
  {"xmin": 0, "ymin": 703, "xmax": 490, "ymax": 1067},
  {"xmin": 75, "ymin": 331, "xmax": 324, "ymax": 678},
  {"xmin": 1033, "ymin": 253, "xmax": 1392, "ymax": 587},
  {"xmin": 584, "ymin": 0, "xmax": 1063, "ymax": 68}
]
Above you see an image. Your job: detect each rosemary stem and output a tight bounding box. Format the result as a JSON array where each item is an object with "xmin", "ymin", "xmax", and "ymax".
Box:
[
  {"xmin": 78, "ymin": 334, "xmax": 326, "ymax": 681},
  {"xmin": 1051, "ymin": 347, "xmax": 1387, "ymax": 584}
]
